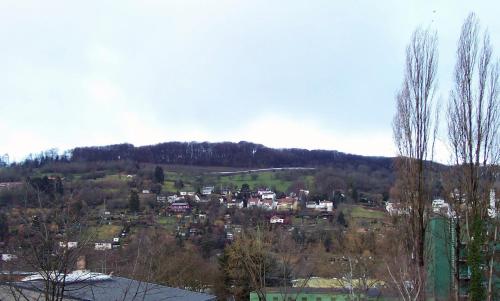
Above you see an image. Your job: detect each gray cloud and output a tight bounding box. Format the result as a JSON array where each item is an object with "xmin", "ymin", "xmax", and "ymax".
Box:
[{"xmin": 0, "ymin": 0, "xmax": 498, "ymax": 161}]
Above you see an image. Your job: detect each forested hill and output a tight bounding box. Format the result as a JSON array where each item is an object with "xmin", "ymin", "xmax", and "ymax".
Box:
[{"xmin": 70, "ymin": 141, "xmax": 393, "ymax": 169}]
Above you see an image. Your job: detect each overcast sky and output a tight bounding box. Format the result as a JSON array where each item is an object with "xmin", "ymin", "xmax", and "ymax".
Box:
[{"xmin": 1, "ymin": 0, "xmax": 499, "ymax": 162}]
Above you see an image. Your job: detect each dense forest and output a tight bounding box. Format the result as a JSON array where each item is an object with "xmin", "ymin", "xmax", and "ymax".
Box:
[{"xmin": 66, "ymin": 141, "xmax": 393, "ymax": 169}]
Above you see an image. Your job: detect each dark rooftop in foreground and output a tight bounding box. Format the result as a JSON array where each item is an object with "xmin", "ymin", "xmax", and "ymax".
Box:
[{"xmin": 1, "ymin": 275, "xmax": 215, "ymax": 301}]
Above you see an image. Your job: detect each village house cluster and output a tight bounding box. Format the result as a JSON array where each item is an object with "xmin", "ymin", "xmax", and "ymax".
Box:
[
  {"xmin": 144, "ymin": 187, "xmax": 339, "ymax": 241},
  {"xmin": 163, "ymin": 187, "xmax": 333, "ymax": 218}
]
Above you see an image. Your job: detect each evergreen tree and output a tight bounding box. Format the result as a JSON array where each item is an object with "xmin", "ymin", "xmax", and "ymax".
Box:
[
  {"xmin": 351, "ymin": 186, "xmax": 358, "ymax": 202},
  {"xmin": 128, "ymin": 190, "xmax": 140, "ymax": 212},
  {"xmin": 174, "ymin": 179, "xmax": 184, "ymax": 190},
  {"xmin": 337, "ymin": 211, "xmax": 347, "ymax": 227},
  {"xmin": 154, "ymin": 166, "xmax": 165, "ymax": 184},
  {"xmin": 55, "ymin": 176, "xmax": 64, "ymax": 195},
  {"xmin": 238, "ymin": 183, "xmax": 251, "ymax": 206},
  {"xmin": 0, "ymin": 213, "xmax": 9, "ymax": 242},
  {"xmin": 468, "ymin": 218, "xmax": 485, "ymax": 301}
]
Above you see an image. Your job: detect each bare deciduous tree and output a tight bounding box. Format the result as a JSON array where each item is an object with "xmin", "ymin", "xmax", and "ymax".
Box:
[
  {"xmin": 392, "ymin": 27, "xmax": 439, "ymax": 301},
  {"xmin": 4, "ymin": 200, "xmax": 96, "ymax": 301},
  {"xmin": 223, "ymin": 226, "xmax": 313, "ymax": 301},
  {"xmin": 270, "ymin": 228, "xmax": 313, "ymax": 301},
  {"xmin": 447, "ymin": 12, "xmax": 499, "ymax": 301},
  {"xmin": 382, "ymin": 214, "xmax": 426, "ymax": 301},
  {"xmin": 225, "ymin": 227, "xmax": 271, "ymax": 301}
]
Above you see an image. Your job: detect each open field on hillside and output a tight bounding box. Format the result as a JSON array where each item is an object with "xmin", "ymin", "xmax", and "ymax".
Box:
[
  {"xmin": 350, "ymin": 206, "xmax": 386, "ymax": 219},
  {"xmin": 157, "ymin": 168, "xmax": 316, "ymax": 193},
  {"xmin": 89, "ymin": 224, "xmax": 122, "ymax": 240},
  {"xmin": 156, "ymin": 216, "xmax": 178, "ymax": 232}
]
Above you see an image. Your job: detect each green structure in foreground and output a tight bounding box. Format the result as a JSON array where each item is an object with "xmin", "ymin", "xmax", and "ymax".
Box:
[
  {"xmin": 425, "ymin": 215, "xmax": 500, "ymax": 300},
  {"xmin": 425, "ymin": 216, "xmax": 455, "ymax": 300},
  {"xmin": 249, "ymin": 287, "xmax": 396, "ymax": 301}
]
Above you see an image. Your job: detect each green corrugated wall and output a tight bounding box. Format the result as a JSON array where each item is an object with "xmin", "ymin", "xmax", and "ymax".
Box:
[{"xmin": 426, "ymin": 217, "xmax": 454, "ymax": 300}]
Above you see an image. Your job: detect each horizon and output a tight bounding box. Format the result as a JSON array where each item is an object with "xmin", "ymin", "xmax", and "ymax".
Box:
[
  {"xmin": 1, "ymin": 1, "xmax": 498, "ymax": 164},
  {"xmin": 8, "ymin": 139, "xmax": 446, "ymax": 167}
]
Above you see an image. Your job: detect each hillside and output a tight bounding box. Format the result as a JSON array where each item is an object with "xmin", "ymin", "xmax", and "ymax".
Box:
[
  {"xmin": 2, "ymin": 141, "xmax": 451, "ymax": 205},
  {"xmin": 69, "ymin": 141, "xmax": 393, "ymax": 169}
]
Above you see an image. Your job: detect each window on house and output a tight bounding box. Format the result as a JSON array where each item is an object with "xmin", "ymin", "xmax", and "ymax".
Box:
[
  {"xmin": 301, "ymin": 297, "xmax": 307, "ymax": 301},
  {"xmin": 316, "ymin": 298, "xmax": 322, "ymax": 301},
  {"xmin": 331, "ymin": 297, "xmax": 336, "ymax": 301},
  {"xmin": 272, "ymin": 297, "xmax": 278, "ymax": 301}
]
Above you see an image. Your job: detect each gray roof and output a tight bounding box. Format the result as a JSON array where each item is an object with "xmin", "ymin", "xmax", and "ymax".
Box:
[{"xmin": 13, "ymin": 276, "xmax": 216, "ymax": 301}]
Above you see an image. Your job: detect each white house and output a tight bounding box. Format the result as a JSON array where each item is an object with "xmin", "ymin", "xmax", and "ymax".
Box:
[
  {"xmin": 248, "ymin": 197, "xmax": 261, "ymax": 207},
  {"xmin": 260, "ymin": 199, "xmax": 276, "ymax": 210},
  {"xmin": 270, "ymin": 216, "xmax": 284, "ymax": 224},
  {"xmin": 386, "ymin": 202, "xmax": 395, "ymax": 215},
  {"xmin": 94, "ymin": 242, "xmax": 112, "ymax": 251},
  {"xmin": 59, "ymin": 241, "xmax": 78, "ymax": 249},
  {"xmin": 257, "ymin": 189, "xmax": 273, "ymax": 196},
  {"xmin": 385, "ymin": 202, "xmax": 407, "ymax": 216},
  {"xmin": 167, "ymin": 195, "xmax": 183, "ymax": 203},
  {"xmin": 306, "ymin": 202, "xmax": 317, "ymax": 209},
  {"xmin": 432, "ymin": 199, "xmax": 453, "ymax": 217},
  {"xmin": 1, "ymin": 254, "xmax": 17, "ymax": 261},
  {"xmin": 305, "ymin": 201, "xmax": 333, "ymax": 212},
  {"xmin": 318, "ymin": 201, "xmax": 333, "ymax": 212},
  {"xmin": 488, "ymin": 189, "xmax": 498, "ymax": 218},
  {"xmin": 202, "ymin": 186, "xmax": 214, "ymax": 195},
  {"xmin": 261, "ymin": 192, "xmax": 276, "ymax": 201},
  {"xmin": 225, "ymin": 199, "xmax": 244, "ymax": 209}
]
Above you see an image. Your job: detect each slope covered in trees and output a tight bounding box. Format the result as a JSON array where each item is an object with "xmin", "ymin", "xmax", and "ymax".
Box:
[{"xmin": 69, "ymin": 141, "xmax": 393, "ymax": 169}]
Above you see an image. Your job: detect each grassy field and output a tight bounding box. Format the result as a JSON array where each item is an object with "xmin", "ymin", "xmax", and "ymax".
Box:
[
  {"xmin": 217, "ymin": 171, "xmax": 292, "ymax": 191},
  {"xmin": 162, "ymin": 180, "xmax": 177, "ymax": 192},
  {"xmin": 160, "ymin": 169, "xmax": 314, "ymax": 193},
  {"xmin": 89, "ymin": 224, "xmax": 122, "ymax": 240},
  {"xmin": 349, "ymin": 206, "xmax": 386, "ymax": 219},
  {"xmin": 101, "ymin": 174, "xmax": 129, "ymax": 181},
  {"xmin": 214, "ymin": 170, "xmax": 315, "ymax": 192},
  {"xmin": 53, "ymin": 166, "xmax": 317, "ymax": 194},
  {"xmin": 156, "ymin": 216, "xmax": 178, "ymax": 232}
]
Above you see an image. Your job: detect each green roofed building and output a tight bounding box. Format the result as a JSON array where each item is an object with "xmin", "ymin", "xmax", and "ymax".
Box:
[{"xmin": 249, "ymin": 287, "xmax": 398, "ymax": 301}]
